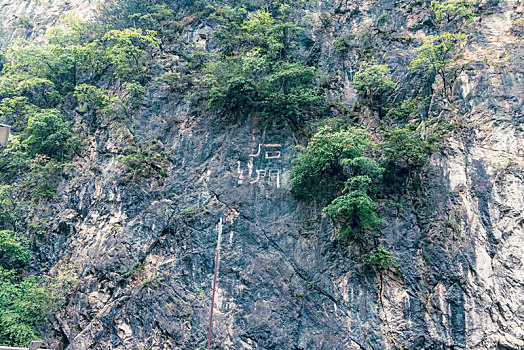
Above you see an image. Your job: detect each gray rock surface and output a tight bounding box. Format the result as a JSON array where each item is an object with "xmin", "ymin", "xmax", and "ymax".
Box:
[
  {"xmin": 0, "ymin": 0, "xmax": 101, "ymax": 47},
  {"xmin": 1, "ymin": 0, "xmax": 524, "ymax": 349}
]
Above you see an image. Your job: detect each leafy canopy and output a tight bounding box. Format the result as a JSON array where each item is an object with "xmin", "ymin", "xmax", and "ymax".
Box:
[
  {"xmin": 353, "ymin": 59, "xmax": 395, "ymax": 103},
  {"xmin": 291, "ymin": 126, "xmax": 385, "ymax": 241},
  {"xmin": 409, "ymin": 32, "xmax": 467, "ymax": 75},
  {"xmin": 22, "ymin": 109, "xmax": 78, "ymax": 161},
  {"xmin": 200, "ymin": 6, "xmax": 324, "ymax": 123},
  {"xmin": 0, "ymin": 230, "xmax": 30, "ymax": 271},
  {"xmin": 409, "ymin": 32, "xmax": 467, "ymax": 94},
  {"xmin": 431, "ymin": 0, "xmax": 475, "ymax": 23},
  {"xmin": 290, "ymin": 126, "xmax": 371, "ymax": 201}
]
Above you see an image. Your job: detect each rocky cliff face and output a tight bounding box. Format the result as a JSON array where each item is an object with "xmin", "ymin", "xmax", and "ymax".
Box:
[
  {"xmin": 1, "ymin": 0, "xmax": 523, "ymax": 349},
  {"xmin": 0, "ymin": 0, "xmax": 101, "ymax": 47}
]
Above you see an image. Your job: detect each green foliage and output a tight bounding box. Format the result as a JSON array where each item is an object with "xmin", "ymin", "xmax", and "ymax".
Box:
[
  {"xmin": 4, "ymin": 42, "xmax": 86, "ymax": 98},
  {"xmin": 15, "ymin": 17, "xmax": 33, "ymax": 30},
  {"xmin": 74, "ymin": 84, "xmax": 114, "ymax": 113},
  {"xmin": 290, "ymin": 126, "xmax": 372, "ymax": 201},
  {"xmin": 0, "ymin": 96, "xmax": 38, "ymax": 131},
  {"xmin": 361, "ymin": 244, "xmax": 398, "ymax": 270},
  {"xmin": 514, "ymin": 18, "xmax": 524, "ymax": 27},
  {"xmin": 380, "ymin": 127, "xmax": 436, "ymax": 168},
  {"xmin": 123, "ymin": 82, "xmax": 146, "ymax": 109},
  {"xmin": 431, "ymin": 0, "xmax": 475, "ymax": 24},
  {"xmin": 0, "ymin": 266, "xmax": 79, "ymax": 347},
  {"xmin": 96, "ymin": 0, "xmax": 178, "ymax": 32},
  {"xmin": 0, "ymin": 230, "xmax": 30, "ymax": 271},
  {"xmin": 100, "ymin": 29, "xmax": 160, "ymax": 82},
  {"xmin": 199, "ymin": 5, "xmax": 324, "ymax": 122},
  {"xmin": 0, "ymin": 230, "xmax": 45, "ymax": 346},
  {"xmin": 323, "ymin": 184, "xmax": 385, "ymax": 240},
  {"xmin": 409, "ymin": 32, "xmax": 467, "ymax": 75},
  {"xmin": 0, "ymin": 136, "xmax": 31, "ymax": 180},
  {"xmin": 380, "ymin": 118, "xmax": 450, "ymax": 171},
  {"xmin": 0, "ymin": 186, "xmax": 27, "ymax": 232},
  {"xmin": 323, "ymin": 156, "xmax": 385, "ymax": 240},
  {"xmin": 117, "ymin": 145, "xmax": 169, "ymax": 180},
  {"xmin": 386, "ymin": 97, "xmax": 427, "ymax": 120},
  {"xmin": 0, "ymin": 274, "xmax": 47, "ymax": 346},
  {"xmin": 26, "ymin": 155, "xmax": 68, "ymax": 201},
  {"xmin": 334, "ymin": 33, "xmax": 355, "ymax": 53},
  {"xmin": 409, "ymin": 32, "xmax": 467, "ymax": 94},
  {"xmin": 353, "ymin": 59, "xmax": 395, "ymax": 103},
  {"xmin": 260, "ymin": 62, "xmax": 323, "ymax": 122},
  {"xmin": 154, "ymin": 72, "xmax": 191, "ymax": 92},
  {"xmin": 0, "ymin": 228, "xmax": 79, "ymax": 346},
  {"xmin": 291, "ymin": 126, "xmax": 385, "ymax": 240},
  {"xmin": 22, "ymin": 109, "xmax": 78, "ymax": 161}
]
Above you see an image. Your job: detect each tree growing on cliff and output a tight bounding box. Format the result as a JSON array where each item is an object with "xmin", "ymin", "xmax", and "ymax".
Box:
[
  {"xmin": 409, "ymin": 32, "xmax": 467, "ymax": 97},
  {"xmin": 0, "ymin": 230, "xmax": 79, "ymax": 347},
  {"xmin": 431, "ymin": 0, "xmax": 475, "ymax": 28},
  {"xmin": 353, "ymin": 59, "xmax": 395, "ymax": 106},
  {"xmin": 202, "ymin": 7, "xmax": 324, "ymax": 124},
  {"xmin": 22, "ymin": 109, "xmax": 79, "ymax": 161},
  {"xmin": 291, "ymin": 127, "xmax": 385, "ymax": 241}
]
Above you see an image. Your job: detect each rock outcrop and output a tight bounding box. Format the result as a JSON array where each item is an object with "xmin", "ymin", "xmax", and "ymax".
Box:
[
  {"xmin": 0, "ymin": 0, "xmax": 101, "ymax": 47},
  {"xmin": 0, "ymin": 0, "xmax": 523, "ymax": 349}
]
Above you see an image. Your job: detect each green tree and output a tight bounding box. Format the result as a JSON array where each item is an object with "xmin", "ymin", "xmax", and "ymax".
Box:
[
  {"xmin": 22, "ymin": 109, "xmax": 78, "ymax": 161},
  {"xmin": 74, "ymin": 84, "xmax": 121, "ymax": 124},
  {"xmin": 353, "ymin": 59, "xmax": 395, "ymax": 105},
  {"xmin": 290, "ymin": 126, "xmax": 372, "ymax": 201},
  {"xmin": 0, "ymin": 186, "xmax": 26, "ymax": 232},
  {"xmin": 0, "ymin": 230, "xmax": 30, "ymax": 271},
  {"xmin": 380, "ymin": 126, "xmax": 436, "ymax": 168},
  {"xmin": 431, "ymin": 0, "xmax": 475, "ymax": 26},
  {"xmin": 0, "ymin": 96, "xmax": 37, "ymax": 131},
  {"xmin": 0, "ymin": 136, "xmax": 31, "ymax": 180},
  {"xmin": 100, "ymin": 29, "xmax": 160, "ymax": 82},
  {"xmin": 200, "ymin": 4, "xmax": 323, "ymax": 123},
  {"xmin": 0, "ymin": 229, "xmax": 79, "ymax": 347},
  {"xmin": 386, "ymin": 96, "xmax": 426, "ymax": 120},
  {"xmin": 291, "ymin": 126, "xmax": 386, "ymax": 241},
  {"xmin": 409, "ymin": 32, "xmax": 467, "ymax": 96},
  {"xmin": 323, "ymin": 156, "xmax": 385, "ymax": 240}
]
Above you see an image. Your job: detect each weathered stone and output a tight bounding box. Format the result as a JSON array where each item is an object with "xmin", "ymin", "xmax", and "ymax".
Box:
[{"xmin": 0, "ymin": 0, "xmax": 523, "ymax": 349}]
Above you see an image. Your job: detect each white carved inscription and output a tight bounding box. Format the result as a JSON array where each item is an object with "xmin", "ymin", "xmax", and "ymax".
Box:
[{"xmin": 238, "ymin": 143, "xmax": 282, "ymax": 188}]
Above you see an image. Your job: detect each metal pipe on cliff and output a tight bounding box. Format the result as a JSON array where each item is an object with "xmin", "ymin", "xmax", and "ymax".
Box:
[{"xmin": 206, "ymin": 218, "xmax": 223, "ymax": 350}]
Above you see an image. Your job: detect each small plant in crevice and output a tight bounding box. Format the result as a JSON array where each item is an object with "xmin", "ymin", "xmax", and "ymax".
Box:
[
  {"xmin": 304, "ymin": 280, "xmax": 316, "ymax": 289},
  {"xmin": 334, "ymin": 33, "xmax": 356, "ymax": 53},
  {"xmin": 386, "ymin": 96, "xmax": 428, "ymax": 121},
  {"xmin": 117, "ymin": 144, "xmax": 169, "ymax": 180},
  {"xmin": 361, "ymin": 244, "xmax": 398, "ymax": 271}
]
